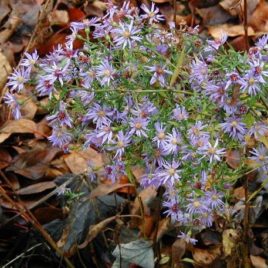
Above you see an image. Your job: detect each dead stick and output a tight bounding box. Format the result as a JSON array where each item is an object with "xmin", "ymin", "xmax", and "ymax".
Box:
[
  {"xmin": 0, "ymin": 186, "xmax": 75, "ymax": 268},
  {"xmin": 243, "ymin": 0, "xmax": 249, "ymax": 51}
]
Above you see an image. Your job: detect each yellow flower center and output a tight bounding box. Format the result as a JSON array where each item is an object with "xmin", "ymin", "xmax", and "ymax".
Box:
[
  {"xmin": 157, "ymin": 132, "xmax": 165, "ymax": 139},
  {"xmin": 208, "ymin": 148, "xmax": 216, "ymax": 154},
  {"xmin": 168, "ymin": 168, "xmax": 175, "ymax": 176},
  {"xmin": 97, "ymin": 110, "xmax": 106, "ymax": 117},
  {"xmin": 193, "ymin": 201, "xmax": 200, "ymax": 208},
  {"xmin": 231, "ymin": 120, "xmax": 237, "ymax": 127},
  {"xmin": 123, "ymin": 30, "xmax": 131, "ymax": 38},
  {"xmin": 249, "ymin": 78, "xmax": 255, "ymax": 85},
  {"xmin": 135, "ymin": 122, "xmax": 142, "ymax": 129},
  {"xmin": 117, "ymin": 141, "xmax": 124, "ymax": 148},
  {"xmin": 16, "ymin": 76, "xmax": 24, "ymax": 83}
]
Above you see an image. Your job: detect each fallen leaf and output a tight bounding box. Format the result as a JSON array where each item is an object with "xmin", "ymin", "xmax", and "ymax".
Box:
[
  {"xmin": 0, "ymin": 149, "xmax": 12, "ymax": 169},
  {"xmin": 200, "ymin": 230, "xmax": 221, "ymax": 246},
  {"xmin": 139, "ymin": 215, "xmax": 154, "ymax": 237},
  {"xmin": 0, "ymin": 52, "xmax": 12, "ymax": 91},
  {"xmin": 68, "ymin": 8, "xmax": 86, "ymax": 22},
  {"xmin": 249, "ymin": 1, "xmax": 268, "ymax": 32},
  {"xmin": 220, "ymin": 0, "xmax": 259, "ymax": 17},
  {"xmin": 16, "ymin": 181, "xmax": 56, "ymax": 195},
  {"xmin": 171, "ymin": 239, "xmax": 187, "ymax": 266},
  {"xmin": 48, "ymin": 10, "xmax": 69, "ymax": 26},
  {"xmin": 208, "ymin": 24, "xmax": 255, "ymax": 39},
  {"xmin": 222, "ymin": 229, "xmax": 239, "ymax": 256},
  {"xmin": 196, "ymin": 5, "xmax": 233, "ymax": 26},
  {"xmin": 90, "ymin": 182, "xmax": 135, "ymax": 198},
  {"xmin": 0, "ymin": 119, "xmax": 37, "ymax": 143},
  {"xmin": 230, "ymin": 35, "xmax": 250, "ymax": 51},
  {"xmin": 64, "ymin": 147, "xmax": 103, "ymax": 174},
  {"xmin": 112, "ymin": 239, "xmax": 154, "ymax": 268},
  {"xmin": 250, "ymin": 255, "xmax": 268, "ymax": 268},
  {"xmin": 192, "ymin": 245, "xmax": 221, "ymax": 265},
  {"xmin": 150, "ymin": 217, "xmax": 171, "ymax": 242},
  {"xmin": 0, "ymin": 0, "xmax": 10, "ymax": 24},
  {"xmin": 78, "ymin": 216, "xmax": 117, "ymax": 249},
  {"xmin": 233, "ymin": 186, "xmax": 246, "ymax": 200},
  {"xmin": 131, "ymin": 186, "xmax": 157, "ymax": 216},
  {"xmin": 225, "ymin": 149, "xmax": 241, "ymax": 169},
  {"xmin": 34, "ymin": 207, "xmax": 65, "ymax": 224},
  {"xmin": 17, "ymin": 95, "xmax": 38, "ymax": 120}
]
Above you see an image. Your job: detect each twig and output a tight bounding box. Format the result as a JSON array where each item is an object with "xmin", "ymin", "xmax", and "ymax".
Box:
[
  {"xmin": 243, "ymin": 176, "xmax": 251, "ymax": 268},
  {"xmin": 2, "ymin": 243, "xmax": 42, "ymax": 268},
  {"xmin": 243, "ymin": 0, "xmax": 249, "ymax": 51},
  {"xmin": 0, "ymin": 185, "xmax": 75, "ymax": 268}
]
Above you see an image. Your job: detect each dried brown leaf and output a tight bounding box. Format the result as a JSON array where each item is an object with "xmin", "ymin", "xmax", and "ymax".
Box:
[
  {"xmin": 196, "ymin": 5, "xmax": 233, "ymax": 25},
  {"xmin": 48, "ymin": 10, "xmax": 69, "ymax": 26},
  {"xmin": 208, "ymin": 24, "xmax": 255, "ymax": 39},
  {"xmin": 64, "ymin": 148, "xmax": 103, "ymax": 174},
  {"xmin": 172, "ymin": 239, "xmax": 186, "ymax": 265},
  {"xmin": 250, "ymin": 255, "xmax": 268, "ymax": 268},
  {"xmin": 90, "ymin": 182, "xmax": 135, "ymax": 198},
  {"xmin": 0, "ymin": 119, "xmax": 37, "ymax": 143},
  {"xmin": 0, "ymin": 149, "xmax": 12, "ymax": 169},
  {"xmin": 192, "ymin": 245, "xmax": 221, "ymax": 265},
  {"xmin": 222, "ymin": 229, "xmax": 239, "ymax": 256},
  {"xmin": 0, "ymin": 52, "xmax": 12, "ymax": 91},
  {"xmin": 226, "ymin": 149, "xmax": 241, "ymax": 169},
  {"xmin": 249, "ymin": 1, "xmax": 268, "ymax": 32},
  {"xmin": 78, "ymin": 216, "xmax": 117, "ymax": 248},
  {"xmin": 220, "ymin": 0, "xmax": 259, "ymax": 17},
  {"xmin": 16, "ymin": 181, "xmax": 56, "ymax": 195}
]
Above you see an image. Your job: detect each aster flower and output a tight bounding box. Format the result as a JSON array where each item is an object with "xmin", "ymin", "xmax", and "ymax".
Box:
[
  {"xmin": 248, "ymin": 122, "xmax": 268, "ymax": 139},
  {"xmin": 96, "ymin": 123, "xmax": 113, "ymax": 145},
  {"xmin": 80, "ymin": 68, "xmax": 96, "ymax": 88},
  {"xmin": 140, "ymin": 3, "xmax": 165, "ymax": 24},
  {"xmin": 158, "ymin": 160, "xmax": 181, "ymax": 186},
  {"xmin": 36, "ymin": 78, "xmax": 55, "ymax": 97},
  {"xmin": 199, "ymin": 211, "xmax": 213, "ymax": 227},
  {"xmin": 105, "ymin": 160, "xmax": 126, "ymax": 183},
  {"xmin": 3, "ymin": 92, "xmax": 21, "ymax": 119},
  {"xmin": 96, "ymin": 60, "xmax": 116, "ymax": 86},
  {"xmin": 249, "ymin": 145, "xmax": 268, "ymax": 171},
  {"xmin": 84, "ymin": 130, "xmax": 103, "ymax": 148},
  {"xmin": 186, "ymin": 198, "xmax": 208, "ymax": 215},
  {"xmin": 146, "ymin": 65, "xmax": 172, "ymax": 86},
  {"xmin": 131, "ymin": 97, "xmax": 158, "ymax": 118},
  {"xmin": 43, "ymin": 62, "xmax": 70, "ymax": 86},
  {"xmin": 83, "ymin": 103, "xmax": 113, "ymax": 128},
  {"xmin": 21, "ymin": 50, "xmax": 39, "ymax": 71},
  {"xmin": 177, "ymin": 232, "xmax": 198, "ymax": 245},
  {"xmin": 129, "ymin": 117, "xmax": 149, "ymax": 137},
  {"xmin": 47, "ymin": 101, "xmax": 73, "ymax": 128},
  {"xmin": 112, "ymin": 20, "xmax": 142, "ymax": 48},
  {"xmin": 220, "ymin": 117, "xmax": 247, "ymax": 141},
  {"xmin": 6, "ymin": 68, "xmax": 29, "ymax": 92},
  {"xmin": 163, "ymin": 199, "xmax": 184, "ymax": 222},
  {"xmin": 255, "ymin": 35, "xmax": 268, "ymax": 49},
  {"xmin": 172, "ymin": 105, "xmax": 189, "ymax": 121},
  {"xmin": 164, "ymin": 128, "xmax": 182, "ymax": 155},
  {"xmin": 205, "ymin": 82, "xmax": 227, "ymax": 105},
  {"xmin": 188, "ymin": 121, "xmax": 209, "ymax": 142},
  {"xmin": 143, "ymin": 146, "xmax": 168, "ymax": 168},
  {"xmin": 152, "ymin": 122, "xmax": 167, "ymax": 148},
  {"xmin": 225, "ymin": 71, "xmax": 243, "ymax": 89},
  {"xmin": 75, "ymin": 90, "xmax": 94, "ymax": 106},
  {"xmin": 198, "ymin": 139, "xmax": 226, "ymax": 163},
  {"xmin": 70, "ymin": 17, "xmax": 100, "ymax": 32},
  {"xmin": 190, "ymin": 58, "xmax": 208, "ymax": 87},
  {"xmin": 204, "ymin": 190, "xmax": 224, "ymax": 209},
  {"xmin": 110, "ymin": 131, "xmax": 132, "ymax": 158},
  {"xmin": 240, "ymin": 71, "xmax": 265, "ymax": 96},
  {"xmin": 206, "ymin": 32, "xmax": 227, "ymax": 50},
  {"xmin": 48, "ymin": 127, "xmax": 72, "ymax": 148}
]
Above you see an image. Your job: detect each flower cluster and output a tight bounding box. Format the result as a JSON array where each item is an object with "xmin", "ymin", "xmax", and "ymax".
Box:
[{"xmin": 5, "ymin": 2, "xmax": 268, "ymax": 243}]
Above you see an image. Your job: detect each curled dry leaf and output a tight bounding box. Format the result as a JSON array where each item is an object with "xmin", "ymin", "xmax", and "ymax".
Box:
[
  {"xmin": 48, "ymin": 10, "xmax": 69, "ymax": 26},
  {"xmin": 220, "ymin": 0, "xmax": 260, "ymax": 17},
  {"xmin": 249, "ymin": 1, "xmax": 268, "ymax": 33},
  {"xmin": 196, "ymin": 5, "xmax": 233, "ymax": 26},
  {"xmin": 233, "ymin": 186, "xmax": 246, "ymax": 200},
  {"xmin": 78, "ymin": 216, "xmax": 117, "ymax": 249},
  {"xmin": 0, "ymin": 149, "xmax": 12, "ymax": 169},
  {"xmin": 225, "ymin": 149, "xmax": 241, "ymax": 169},
  {"xmin": 150, "ymin": 217, "xmax": 171, "ymax": 242},
  {"xmin": 208, "ymin": 24, "xmax": 255, "ymax": 39},
  {"xmin": 192, "ymin": 245, "xmax": 221, "ymax": 265},
  {"xmin": 17, "ymin": 95, "xmax": 38, "ymax": 120},
  {"xmin": 0, "ymin": 52, "xmax": 12, "ymax": 91},
  {"xmin": 16, "ymin": 181, "xmax": 56, "ymax": 195},
  {"xmin": 90, "ymin": 181, "xmax": 135, "ymax": 198},
  {"xmin": 250, "ymin": 255, "xmax": 268, "ymax": 268},
  {"xmin": 0, "ymin": 119, "xmax": 37, "ymax": 144},
  {"xmin": 171, "ymin": 239, "xmax": 187, "ymax": 266},
  {"xmin": 64, "ymin": 147, "xmax": 103, "ymax": 175},
  {"xmin": 222, "ymin": 229, "xmax": 239, "ymax": 257}
]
